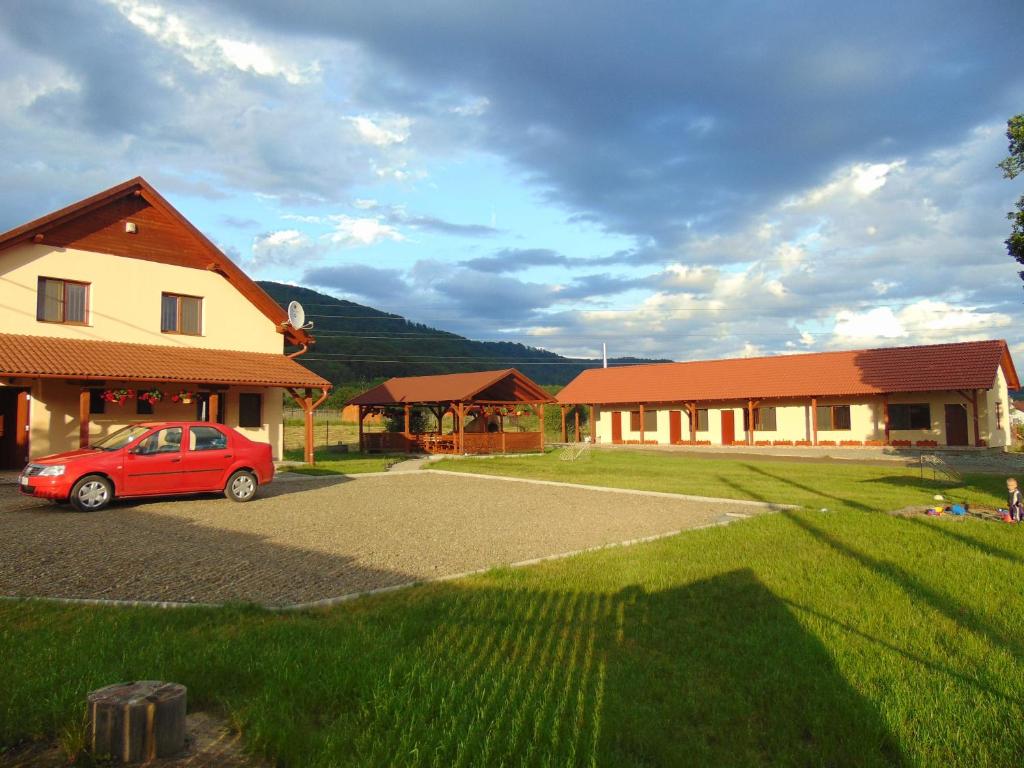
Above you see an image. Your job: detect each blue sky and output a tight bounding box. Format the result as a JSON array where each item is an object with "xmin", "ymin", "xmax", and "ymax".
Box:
[{"xmin": 1, "ymin": 0, "xmax": 1023, "ymax": 363}]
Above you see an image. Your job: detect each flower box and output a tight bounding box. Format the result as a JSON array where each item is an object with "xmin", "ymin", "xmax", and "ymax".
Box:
[
  {"xmin": 916, "ymin": 440, "xmax": 938, "ymax": 448},
  {"xmin": 818, "ymin": 440, "xmax": 836, "ymax": 446},
  {"xmin": 840, "ymin": 440, "xmax": 863, "ymax": 447},
  {"xmin": 772, "ymin": 440, "xmax": 794, "ymax": 446},
  {"xmin": 794, "ymin": 440, "xmax": 812, "ymax": 446},
  {"xmin": 755, "ymin": 440, "xmax": 772, "ymax": 446},
  {"xmin": 864, "ymin": 440, "xmax": 885, "ymax": 447},
  {"xmin": 891, "ymin": 439, "xmax": 912, "ymax": 447}
]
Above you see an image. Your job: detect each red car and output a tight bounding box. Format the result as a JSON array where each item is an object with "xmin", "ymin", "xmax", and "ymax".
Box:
[{"xmin": 19, "ymin": 422, "xmax": 275, "ymax": 512}]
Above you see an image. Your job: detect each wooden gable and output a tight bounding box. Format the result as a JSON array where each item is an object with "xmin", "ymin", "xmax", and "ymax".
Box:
[{"xmin": 40, "ymin": 193, "xmax": 214, "ymax": 271}]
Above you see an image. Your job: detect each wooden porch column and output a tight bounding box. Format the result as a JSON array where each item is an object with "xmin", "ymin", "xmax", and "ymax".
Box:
[
  {"xmin": 811, "ymin": 397, "xmax": 818, "ymax": 446},
  {"xmin": 971, "ymin": 389, "xmax": 981, "ymax": 447},
  {"xmin": 457, "ymin": 402, "xmax": 465, "ymax": 454},
  {"xmin": 303, "ymin": 389, "xmax": 314, "ymax": 464},
  {"xmin": 590, "ymin": 404, "xmax": 597, "ymax": 443},
  {"xmin": 882, "ymin": 394, "xmax": 891, "ymax": 445},
  {"xmin": 560, "ymin": 405, "xmax": 568, "ymax": 442},
  {"xmin": 574, "ymin": 410, "xmax": 580, "ymax": 443},
  {"xmin": 747, "ymin": 400, "xmax": 754, "ymax": 445},
  {"xmin": 639, "ymin": 403, "xmax": 645, "ymax": 444},
  {"xmin": 688, "ymin": 403, "xmax": 697, "ymax": 442},
  {"xmin": 538, "ymin": 403, "xmax": 545, "ymax": 451},
  {"xmin": 79, "ymin": 388, "xmax": 90, "ymax": 448},
  {"xmin": 403, "ymin": 404, "xmax": 411, "ymax": 453},
  {"xmin": 358, "ymin": 405, "xmax": 365, "ymax": 453},
  {"xmin": 207, "ymin": 392, "xmax": 219, "ymax": 423}
]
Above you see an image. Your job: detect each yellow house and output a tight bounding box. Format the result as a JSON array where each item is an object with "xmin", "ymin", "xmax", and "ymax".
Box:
[
  {"xmin": 0, "ymin": 177, "xmax": 330, "ymax": 469},
  {"xmin": 557, "ymin": 341, "xmax": 1020, "ymax": 450}
]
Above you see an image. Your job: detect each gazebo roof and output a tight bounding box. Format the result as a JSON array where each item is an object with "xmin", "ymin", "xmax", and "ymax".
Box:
[{"xmin": 347, "ymin": 368, "xmax": 553, "ymax": 406}]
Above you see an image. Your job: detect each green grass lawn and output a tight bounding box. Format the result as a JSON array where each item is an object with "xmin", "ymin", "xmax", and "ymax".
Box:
[
  {"xmin": 281, "ymin": 447, "xmax": 399, "ymax": 476},
  {"xmin": 433, "ymin": 449, "xmax": 1010, "ymax": 514},
  {"xmin": 3, "ymin": 452, "xmax": 1024, "ymax": 766}
]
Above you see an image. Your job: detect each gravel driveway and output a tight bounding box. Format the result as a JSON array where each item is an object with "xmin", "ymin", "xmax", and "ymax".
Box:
[{"xmin": 0, "ymin": 471, "xmax": 776, "ymax": 607}]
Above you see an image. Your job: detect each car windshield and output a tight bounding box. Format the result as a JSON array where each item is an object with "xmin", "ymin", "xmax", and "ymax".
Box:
[{"xmin": 92, "ymin": 425, "xmax": 152, "ymax": 451}]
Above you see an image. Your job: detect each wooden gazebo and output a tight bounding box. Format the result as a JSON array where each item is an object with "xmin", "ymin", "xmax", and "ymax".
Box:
[{"xmin": 347, "ymin": 369, "xmax": 554, "ymax": 454}]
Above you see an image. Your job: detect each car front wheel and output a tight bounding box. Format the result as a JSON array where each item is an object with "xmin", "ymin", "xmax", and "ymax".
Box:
[
  {"xmin": 225, "ymin": 470, "xmax": 258, "ymax": 502},
  {"xmin": 70, "ymin": 475, "xmax": 113, "ymax": 512}
]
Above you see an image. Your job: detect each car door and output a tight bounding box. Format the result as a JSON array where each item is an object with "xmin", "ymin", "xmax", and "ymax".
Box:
[
  {"xmin": 181, "ymin": 425, "xmax": 234, "ymax": 492},
  {"xmin": 122, "ymin": 426, "xmax": 185, "ymax": 496}
]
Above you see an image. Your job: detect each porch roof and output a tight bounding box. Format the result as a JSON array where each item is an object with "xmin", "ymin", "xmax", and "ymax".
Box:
[
  {"xmin": 347, "ymin": 368, "xmax": 553, "ymax": 406},
  {"xmin": 0, "ymin": 333, "xmax": 330, "ymax": 389}
]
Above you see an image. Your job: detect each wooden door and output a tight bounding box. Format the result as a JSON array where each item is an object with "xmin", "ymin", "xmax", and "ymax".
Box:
[
  {"xmin": 944, "ymin": 404, "xmax": 968, "ymax": 446},
  {"xmin": 0, "ymin": 389, "xmax": 30, "ymax": 470},
  {"xmin": 721, "ymin": 410, "xmax": 735, "ymax": 445},
  {"xmin": 611, "ymin": 411, "xmax": 623, "ymax": 443},
  {"xmin": 669, "ymin": 411, "xmax": 682, "ymax": 444}
]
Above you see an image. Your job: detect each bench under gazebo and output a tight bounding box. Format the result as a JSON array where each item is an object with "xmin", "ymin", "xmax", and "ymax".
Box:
[{"xmin": 347, "ymin": 368, "xmax": 554, "ymax": 454}]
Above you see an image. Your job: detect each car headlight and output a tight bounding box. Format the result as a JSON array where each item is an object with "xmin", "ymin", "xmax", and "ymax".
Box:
[{"xmin": 38, "ymin": 465, "xmax": 65, "ymax": 477}]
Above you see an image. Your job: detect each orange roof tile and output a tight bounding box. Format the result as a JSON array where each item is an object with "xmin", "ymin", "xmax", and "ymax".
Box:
[
  {"xmin": 556, "ymin": 340, "xmax": 1018, "ymax": 404},
  {"xmin": 347, "ymin": 368, "xmax": 553, "ymax": 405},
  {"xmin": 0, "ymin": 334, "xmax": 329, "ymax": 389}
]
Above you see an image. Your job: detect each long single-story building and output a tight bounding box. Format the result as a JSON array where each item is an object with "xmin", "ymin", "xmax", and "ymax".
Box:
[{"xmin": 556, "ymin": 340, "xmax": 1019, "ymax": 449}]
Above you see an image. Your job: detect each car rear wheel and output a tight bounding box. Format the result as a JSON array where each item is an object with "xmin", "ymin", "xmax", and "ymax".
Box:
[
  {"xmin": 70, "ymin": 475, "xmax": 113, "ymax": 512},
  {"xmin": 225, "ymin": 470, "xmax": 258, "ymax": 502}
]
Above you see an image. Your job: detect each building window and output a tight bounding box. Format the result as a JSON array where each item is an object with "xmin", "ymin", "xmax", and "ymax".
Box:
[
  {"xmin": 189, "ymin": 426, "xmax": 228, "ymax": 451},
  {"xmin": 629, "ymin": 410, "xmax": 641, "ymax": 431},
  {"xmin": 37, "ymin": 277, "xmax": 88, "ymax": 324},
  {"xmin": 88, "ymin": 389, "xmax": 106, "ymax": 415},
  {"xmin": 161, "ymin": 293, "xmax": 202, "ymax": 335},
  {"xmin": 238, "ymin": 393, "xmax": 263, "ymax": 428},
  {"xmin": 137, "ymin": 398, "xmax": 154, "ymax": 415},
  {"xmin": 817, "ymin": 404, "xmax": 852, "ymax": 431},
  {"xmin": 696, "ymin": 408, "xmax": 709, "ymax": 432},
  {"xmin": 889, "ymin": 403, "xmax": 931, "ymax": 430},
  {"xmin": 757, "ymin": 407, "xmax": 777, "ymax": 431}
]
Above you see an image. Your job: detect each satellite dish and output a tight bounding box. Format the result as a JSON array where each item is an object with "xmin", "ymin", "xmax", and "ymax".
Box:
[{"xmin": 286, "ymin": 301, "xmax": 314, "ymax": 330}]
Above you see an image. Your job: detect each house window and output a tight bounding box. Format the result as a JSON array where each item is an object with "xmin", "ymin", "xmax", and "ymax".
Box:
[
  {"xmin": 889, "ymin": 403, "xmax": 931, "ymax": 430},
  {"xmin": 757, "ymin": 407, "xmax": 777, "ymax": 431},
  {"xmin": 238, "ymin": 393, "xmax": 263, "ymax": 428},
  {"xmin": 817, "ymin": 404, "xmax": 852, "ymax": 431},
  {"xmin": 629, "ymin": 410, "xmax": 641, "ymax": 431},
  {"xmin": 37, "ymin": 277, "xmax": 88, "ymax": 324},
  {"xmin": 88, "ymin": 389, "xmax": 106, "ymax": 415},
  {"xmin": 137, "ymin": 398, "xmax": 154, "ymax": 415},
  {"xmin": 161, "ymin": 293, "xmax": 202, "ymax": 335},
  {"xmin": 696, "ymin": 408, "xmax": 709, "ymax": 432}
]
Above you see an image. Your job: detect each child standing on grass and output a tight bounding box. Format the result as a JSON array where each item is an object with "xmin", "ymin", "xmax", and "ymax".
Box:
[{"xmin": 1007, "ymin": 478, "xmax": 1023, "ymax": 523}]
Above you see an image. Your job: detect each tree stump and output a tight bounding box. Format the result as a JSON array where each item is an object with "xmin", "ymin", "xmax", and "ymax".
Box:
[{"xmin": 87, "ymin": 681, "xmax": 187, "ymax": 763}]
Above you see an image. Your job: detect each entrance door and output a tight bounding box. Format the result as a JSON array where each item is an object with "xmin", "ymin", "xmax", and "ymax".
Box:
[
  {"xmin": 945, "ymin": 404, "xmax": 969, "ymax": 446},
  {"xmin": 611, "ymin": 411, "xmax": 623, "ymax": 443},
  {"xmin": 721, "ymin": 410, "xmax": 735, "ymax": 445},
  {"xmin": 669, "ymin": 411, "xmax": 682, "ymax": 444},
  {"xmin": 0, "ymin": 389, "xmax": 29, "ymax": 470}
]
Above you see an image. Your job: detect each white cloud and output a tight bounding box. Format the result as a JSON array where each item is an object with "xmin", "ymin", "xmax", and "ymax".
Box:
[
  {"xmin": 348, "ymin": 115, "xmax": 412, "ymax": 147},
  {"xmin": 106, "ymin": 0, "xmax": 317, "ymax": 84},
  {"xmin": 832, "ymin": 301, "xmax": 1011, "ymax": 346},
  {"xmin": 324, "ymin": 215, "xmax": 406, "ymax": 247},
  {"xmin": 250, "ymin": 229, "xmax": 320, "ymax": 268}
]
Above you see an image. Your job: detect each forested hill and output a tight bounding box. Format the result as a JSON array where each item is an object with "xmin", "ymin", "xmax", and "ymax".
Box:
[{"xmin": 258, "ymin": 281, "xmax": 664, "ymax": 387}]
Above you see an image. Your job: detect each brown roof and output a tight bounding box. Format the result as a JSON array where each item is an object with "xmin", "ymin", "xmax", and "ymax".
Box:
[
  {"xmin": 0, "ymin": 177, "xmax": 310, "ymax": 346},
  {"xmin": 347, "ymin": 369, "xmax": 553, "ymax": 405},
  {"xmin": 556, "ymin": 340, "xmax": 1019, "ymax": 404},
  {"xmin": 0, "ymin": 334, "xmax": 329, "ymax": 390}
]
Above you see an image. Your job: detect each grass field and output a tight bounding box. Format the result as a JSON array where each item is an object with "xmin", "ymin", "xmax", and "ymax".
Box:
[
  {"xmin": 281, "ymin": 446, "xmax": 397, "ymax": 475},
  {"xmin": 433, "ymin": 448, "xmax": 1010, "ymax": 514},
  {"xmin": 3, "ymin": 452, "xmax": 1023, "ymax": 765}
]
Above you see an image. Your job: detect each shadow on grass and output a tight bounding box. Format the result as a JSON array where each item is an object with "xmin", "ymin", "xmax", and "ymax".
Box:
[
  {"xmin": 351, "ymin": 571, "xmax": 906, "ymax": 766},
  {"xmin": 744, "ymin": 464, "xmax": 873, "ymax": 511},
  {"xmin": 901, "ymin": 516, "xmax": 1024, "ymax": 566},
  {"xmin": 782, "ymin": 511, "xmax": 1024, "ymax": 662}
]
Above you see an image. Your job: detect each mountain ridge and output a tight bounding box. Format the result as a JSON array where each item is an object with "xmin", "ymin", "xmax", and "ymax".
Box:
[{"xmin": 257, "ymin": 280, "xmax": 666, "ymax": 387}]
